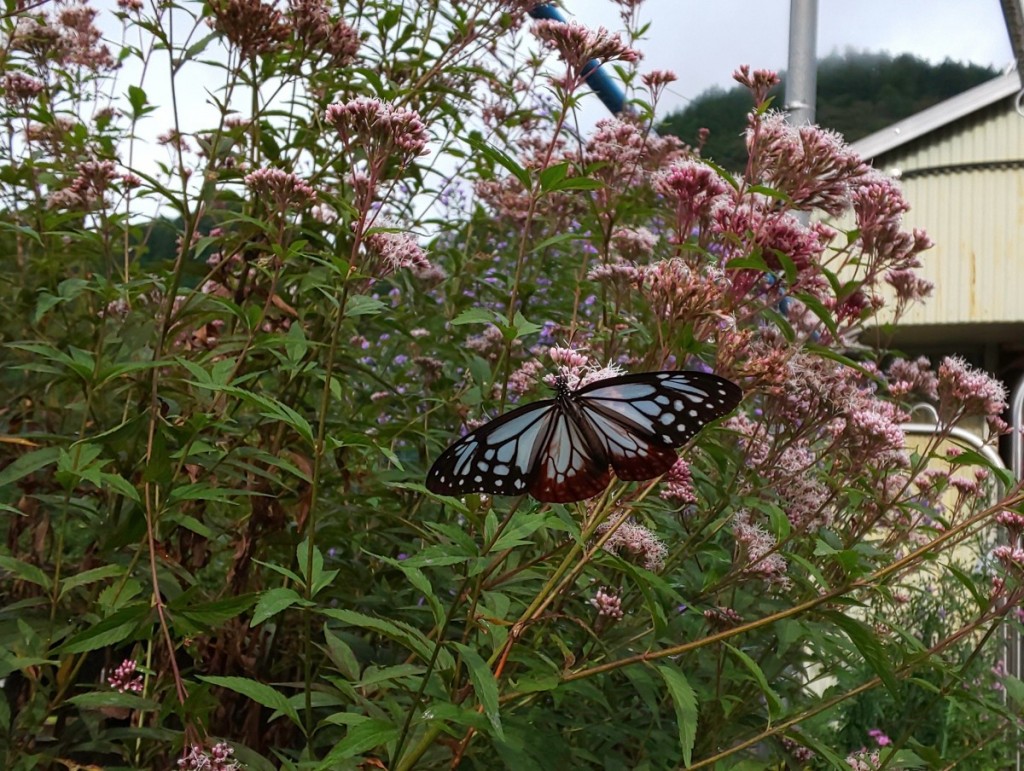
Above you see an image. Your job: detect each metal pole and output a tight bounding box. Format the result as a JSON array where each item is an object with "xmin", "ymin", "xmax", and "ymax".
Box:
[{"xmin": 785, "ymin": 0, "xmax": 818, "ymax": 126}]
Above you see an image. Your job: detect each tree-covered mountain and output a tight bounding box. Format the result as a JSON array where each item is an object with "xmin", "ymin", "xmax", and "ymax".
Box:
[{"xmin": 658, "ymin": 51, "xmax": 999, "ymax": 170}]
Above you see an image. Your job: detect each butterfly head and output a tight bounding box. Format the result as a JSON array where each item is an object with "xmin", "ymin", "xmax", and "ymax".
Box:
[{"xmin": 552, "ymin": 373, "xmax": 573, "ymax": 399}]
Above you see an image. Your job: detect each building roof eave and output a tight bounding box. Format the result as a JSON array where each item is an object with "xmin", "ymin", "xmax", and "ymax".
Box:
[{"xmin": 850, "ymin": 68, "xmax": 1021, "ymax": 161}]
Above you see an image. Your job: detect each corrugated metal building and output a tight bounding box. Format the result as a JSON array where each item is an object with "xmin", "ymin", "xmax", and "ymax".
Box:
[
  {"xmin": 851, "ymin": 70, "xmax": 1024, "ymax": 358},
  {"xmin": 852, "ymin": 70, "xmax": 1024, "ymax": 718}
]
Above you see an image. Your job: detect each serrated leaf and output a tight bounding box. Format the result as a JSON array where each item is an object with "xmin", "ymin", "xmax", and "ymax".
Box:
[
  {"xmin": 452, "ymin": 642, "xmax": 503, "ymax": 739},
  {"xmin": 252, "ymin": 587, "xmax": 306, "ymax": 626},
  {"xmin": 0, "ymin": 447, "xmax": 60, "ymax": 488},
  {"xmin": 658, "ymin": 665, "xmax": 698, "ymax": 767},
  {"xmin": 322, "ymin": 609, "xmax": 453, "ymax": 670},
  {"xmin": 344, "ymin": 294, "xmax": 386, "ymax": 316},
  {"xmin": 198, "ymin": 675, "xmax": 300, "ymax": 727},
  {"xmin": 0, "ymin": 555, "xmax": 52, "ymax": 590},
  {"xmin": 59, "ymin": 564, "xmax": 125, "ymax": 599},
  {"xmin": 319, "ymin": 717, "xmax": 399, "ymax": 764},
  {"xmin": 823, "ymin": 610, "xmax": 899, "ymax": 698},
  {"xmin": 69, "ymin": 691, "xmax": 159, "ymax": 710},
  {"xmin": 323, "ymin": 627, "xmax": 361, "ymax": 680},
  {"xmin": 452, "ymin": 307, "xmax": 499, "ymax": 326},
  {"xmin": 724, "ymin": 643, "xmax": 782, "ymax": 719},
  {"xmin": 61, "ymin": 604, "xmax": 151, "ymax": 653}
]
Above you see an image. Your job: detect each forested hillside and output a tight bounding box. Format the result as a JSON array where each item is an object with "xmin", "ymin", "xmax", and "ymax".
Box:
[{"xmin": 659, "ymin": 52, "xmax": 999, "ymax": 169}]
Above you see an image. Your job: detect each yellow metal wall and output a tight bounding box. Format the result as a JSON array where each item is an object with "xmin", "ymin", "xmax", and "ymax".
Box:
[{"xmin": 869, "ymin": 99, "xmax": 1024, "ymax": 327}]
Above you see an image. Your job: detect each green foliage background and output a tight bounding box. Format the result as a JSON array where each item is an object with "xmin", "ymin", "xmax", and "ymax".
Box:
[{"xmin": 0, "ymin": 4, "xmax": 1021, "ymax": 771}]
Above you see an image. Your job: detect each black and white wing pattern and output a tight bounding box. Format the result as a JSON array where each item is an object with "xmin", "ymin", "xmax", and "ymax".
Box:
[
  {"xmin": 574, "ymin": 372, "xmax": 742, "ymax": 482},
  {"xmin": 427, "ymin": 400, "xmax": 553, "ymax": 498},
  {"xmin": 426, "ymin": 370, "xmax": 741, "ymax": 504}
]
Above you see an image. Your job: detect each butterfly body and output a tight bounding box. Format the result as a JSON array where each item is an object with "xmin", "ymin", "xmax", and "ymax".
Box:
[{"xmin": 427, "ymin": 371, "xmax": 741, "ymax": 503}]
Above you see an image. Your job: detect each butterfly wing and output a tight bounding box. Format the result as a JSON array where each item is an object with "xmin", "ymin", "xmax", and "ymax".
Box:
[
  {"xmin": 575, "ymin": 371, "xmax": 742, "ymax": 481},
  {"xmin": 427, "ymin": 371, "xmax": 741, "ymax": 503},
  {"xmin": 527, "ymin": 408, "xmax": 612, "ymax": 503},
  {"xmin": 426, "ymin": 400, "xmax": 558, "ymax": 498},
  {"xmin": 426, "ymin": 399, "xmax": 613, "ymax": 503}
]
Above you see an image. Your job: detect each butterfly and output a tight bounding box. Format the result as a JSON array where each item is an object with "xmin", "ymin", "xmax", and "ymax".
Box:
[{"xmin": 426, "ymin": 370, "xmax": 742, "ymax": 503}]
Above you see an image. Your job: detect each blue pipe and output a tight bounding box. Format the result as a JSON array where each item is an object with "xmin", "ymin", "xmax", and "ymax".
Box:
[{"xmin": 528, "ymin": 4, "xmax": 628, "ymax": 115}]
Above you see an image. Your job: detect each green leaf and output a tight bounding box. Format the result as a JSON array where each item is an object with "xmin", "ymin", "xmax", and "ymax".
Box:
[
  {"xmin": 319, "ymin": 717, "xmax": 399, "ymax": 765},
  {"xmin": 252, "ymin": 587, "xmax": 306, "ymax": 626},
  {"xmin": 724, "ymin": 643, "xmax": 782, "ymax": 719},
  {"xmin": 126, "ymin": 84, "xmax": 150, "ymax": 117},
  {"xmin": 538, "ymin": 161, "xmax": 569, "ymax": 190},
  {"xmin": 513, "ymin": 672, "xmax": 560, "ymax": 693},
  {"xmin": 61, "ymin": 604, "xmax": 151, "ymax": 653},
  {"xmin": 69, "ymin": 691, "xmax": 159, "ymax": 710},
  {"xmin": 823, "ymin": 610, "xmax": 899, "ymax": 698},
  {"xmin": 793, "ymin": 290, "xmax": 839, "ymax": 338},
  {"xmin": 345, "ymin": 294, "xmax": 386, "ymax": 317},
  {"xmin": 528, "ymin": 232, "xmax": 581, "ymax": 254},
  {"xmin": 322, "ymin": 609, "xmax": 453, "ymax": 670},
  {"xmin": 323, "ymin": 626, "xmax": 361, "ymax": 680},
  {"xmin": 185, "ymin": 383, "xmax": 314, "ymax": 445},
  {"xmin": 297, "ymin": 538, "xmax": 323, "ymax": 589},
  {"xmin": 452, "ymin": 643, "xmax": 503, "ymax": 739},
  {"xmin": 252, "ymin": 558, "xmax": 303, "ymax": 585},
  {"xmin": 198, "ymin": 675, "xmax": 301, "ymax": 727},
  {"xmin": 467, "ymin": 134, "xmax": 531, "ymax": 189},
  {"xmin": 0, "ymin": 447, "xmax": 60, "ymax": 488},
  {"xmin": 546, "ymin": 176, "xmax": 603, "ymax": 192},
  {"xmin": 452, "ymin": 307, "xmax": 500, "ymax": 326},
  {"xmin": 59, "ymin": 564, "xmax": 125, "ymax": 599},
  {"xmin": 510, "ymin": 311, "xmax": 542, "ymax": 340},
  {"xmin": 658, "ymin": 665, "xmax": 698, "ymax": 767},
  {"xmin": 489, "ymin": 511, "xmax": 548, "ymax": 552},
  {"xmin": 0, "ymin": 555, "xmax": 52, "ymax": 590},
  {"xmin": 175, "ymin": 594, "xmax": 257, "ymax": 633}
]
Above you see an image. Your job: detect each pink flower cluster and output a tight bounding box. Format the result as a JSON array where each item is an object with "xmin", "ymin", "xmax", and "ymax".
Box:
[
  {"xmin": 48, "ymin": 158, "xmax": 120, "ymax": 211},
  {"xmin": 886, "ymin": 356, "xmax": 938, "ymax": 401},
  {"xmin": 747, "ymin": 111, "xmax": 865, "ymax": 216},
  {"xmin": 290, "ymin": 0, "xmax": 360, "ymax": 67},
  {"xmin": 531, "ymin": 19, "xmax": 640, "ymax": 77},
  {"xmin": 660, "ymin": 458, "xmax": 696, "ymax": 505},
  {"xmin": 733, "ymin": 511, "xmax": 791, "ymax": 589},
  {"xmin": 364, "ymin": 231, "xmax": 444, "ymax": 281},
  {"xmin": 936, "ymin": 356, "xmax": 1008, "ymax": 424},
  {"xmin": 596, "ymin": 517, "xmax": 667, "ymax": 572},
  {"xmin": 244, "ymin": 168, "xmax": 317, "ymax": 212},
  {"xmin": 107, "ymin": 658, "xmax": 143, "ymax": 693},
  {"xmin": 733, "ymin": 65, "xmax": 781, "ymax": 106},
  {"xmin": 654, "ymin": 160, "xmax": 729, "ymax": 240},
  {"xmin": 178, "ymin": 742, "xmax": 240, "ymax": 771},
  {"xmin": 591, "ymin": 587, "xmax": 624, "ymax": 619},
  {"xmin": 993, "ymin": 545, "xmax": 1024, "ymax": 574},
  {"xmin": 207, "ymin": 0, "xmax": 289, "ymax": 60},
  {"xmin": 325, "ymin": 97, "xmax": 430, "ymax": 160},
  {"xmin": 846, "ymin": 749, "xmax": 881, "ymax": 771},
  {"xmin": 2, "ymin": 72, "xmax": 44, "ymax": 104},
  {"xmin": 852, "ymin": 170, "xmax": 933, "ymax": 269}
]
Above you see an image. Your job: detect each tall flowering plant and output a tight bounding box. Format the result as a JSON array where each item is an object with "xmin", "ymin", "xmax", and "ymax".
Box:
[{"xmin": 0, "ymin": 2, "xmax": 1020, "ymax": 769}]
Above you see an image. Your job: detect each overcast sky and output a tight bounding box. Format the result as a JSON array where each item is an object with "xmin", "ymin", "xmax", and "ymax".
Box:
[
  {"xmin": 92, "ymin": 0, "xmax": 1016, "ymax": 201},
  {"xmin": 575, "ymin": 0, "xmax": 1015, "ymax": 121}
]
